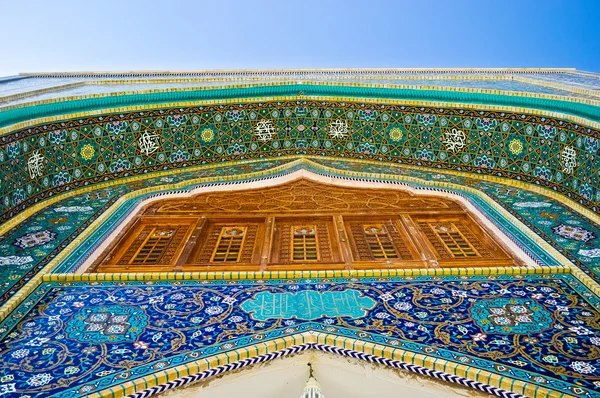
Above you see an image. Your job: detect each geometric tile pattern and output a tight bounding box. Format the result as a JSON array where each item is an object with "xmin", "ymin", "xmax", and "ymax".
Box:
[
  {"xmin": 1, "ymin": 100, "xmax": 599, "ymax": 228},
  {"xmin": 127, "ymin": 343, "xmax": 527, "ymax": 398}
]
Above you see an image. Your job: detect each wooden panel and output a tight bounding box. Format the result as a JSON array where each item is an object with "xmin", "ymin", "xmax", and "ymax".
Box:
[
  {"xmin": 146, "ymin": 179, "xmax": 462, "ymax": 215},
  {"xmin": 190, "ymin": 219, "xmax": 264, "ymax": 267},
  {"xmin": 90, "ymin": 179, "xmax": 522, "ymax": 273},
  {"xmin": 346, "ymin": 219, "xmax": 414, "ymax": 262},
  {"xmin": 95, "ymin": 217, "xmax": 197, "ymax": 272},
  {"xmin": 270, "ymin": 217, "xmax": 340, "ymax": 266},
  {"xmin": 411, "ymin": 214, "xmax": 517, "ymax": 267},
  {"xmin": 211, "ymin": 226, "xmax": 248, "ymax": 262}
]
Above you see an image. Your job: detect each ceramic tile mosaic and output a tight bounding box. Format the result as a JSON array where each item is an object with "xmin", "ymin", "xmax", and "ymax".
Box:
[
  {"xmin": 0, "ymin": 98, "xmax": 599, "ymax": 228},
  {"xmin": 314, "ymin": 158, "xmax": 600, "ymax": 283},
  {"xmin": 0, "ymin": 273, "xmax": 598, "ymax": 398},
  {"xmin": 0, "ymin": 76, "xmax": 599, "ymax": 397},
  {"xmin": 4, "ymin": 155, "xmax": 600, "ymax": 310},
  {"xmin": 0, "ymin": 159, "xmax": 294, "ymax": 304}
]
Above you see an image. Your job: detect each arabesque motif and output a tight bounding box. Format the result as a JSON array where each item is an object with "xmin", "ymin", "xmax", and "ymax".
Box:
[
  {"xmin": 0, "ymin": 274, "xmax": 598, "ymax": 398},
  {"xmin": 1, "ymin": 76, "xmax": 600, "ymax": 398},
  {"xmin": 1, "ymin": 101, "xmax": 600, "ymax": 229}
]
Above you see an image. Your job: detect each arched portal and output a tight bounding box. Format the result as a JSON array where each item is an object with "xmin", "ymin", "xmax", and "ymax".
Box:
[{"xmin": 0, "ymin": 70, "xmax": 599, "ymax": 398}]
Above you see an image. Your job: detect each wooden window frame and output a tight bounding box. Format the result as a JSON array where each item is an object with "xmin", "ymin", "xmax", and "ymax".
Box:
[
  {"xmin": 291, "ymin": 225, "xmax": 320, "ymax": 262},
  {"xmin": 430, "ymin": 222, "xmax": 480, "ymax": 258},
  {"xmin": 268, "ymin": 216, "xmax": 344, "ymax": 269},
  {"xmin": 411, "ymin": 214, "xmax": 517, "ymax": 267},
  {"xmin": 362, "ymin": 223, "xmax": 399, "ymax": 260},
  {"xmin": 129, "ymin": 226, "xmax": 178, "ymax": 265},
  {"xmin": 93, "ymin": 216, "xmax": 198, "ymax": 272},
  {"xmin": 210, "ymin": 226, "xmax": 248, "ymax": 263},
  {"xmin": 344, "ymin": 217, "xmax": 418, "ymax": 265},
  {"xmin": 186, "ymin": 218, "xmax": 265, "ymax": 269},
  {"xmin": 89, "ymin": 180, "xmax": 522, "ymax": 273}
]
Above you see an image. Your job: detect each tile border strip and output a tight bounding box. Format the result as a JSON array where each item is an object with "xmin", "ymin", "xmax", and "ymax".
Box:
[
  {"xmin": 3, "ymin": 74, "xmax": 598, "ymax": 108},
  {"xmin": 1, "ymin": 84, "xmax": 600, "ymax": 132},
  {"xmin": 124, "ymin": 344, "xmax": 527, "ymax": 398},
  {"xmin": 3, "ymin": 80, "xmax": 600, "ymax": 112},
  {"xmin": 87, "ymin": 332, "xmax": 562, "ymax": 398},
  {"xmin": 43, "ymin": 265, "xmax": 569, "ymax": 283}
]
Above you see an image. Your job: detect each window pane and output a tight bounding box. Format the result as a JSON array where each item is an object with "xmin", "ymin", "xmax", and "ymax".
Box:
[{"xmin": 211, "ymin": 227, "xmax": 247, "ymax": 263}]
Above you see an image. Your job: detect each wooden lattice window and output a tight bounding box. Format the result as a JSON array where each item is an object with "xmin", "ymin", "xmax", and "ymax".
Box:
[
  {"xmin": 211, "ymin": 227, "xmax": 247, "ymax": 262},
  {"xmin": 430, "ymin": 223, "xmax": 479, "ymax": 258},
  {"xmin": 130, "ymin": 227, "xmax": 177, "ymax": 265},
  {"xmin": 292, "ymin": 225, "xmax": 319, "ymax": 261},
  {"xmin": 363, "ymin": 224, "xmax": 398, "ymax": 259}
]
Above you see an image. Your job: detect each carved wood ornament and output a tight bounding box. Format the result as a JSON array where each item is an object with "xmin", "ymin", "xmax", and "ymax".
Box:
[{"xmin": 91, "ymin": 179, "xmax": 520, "ymax": 272}]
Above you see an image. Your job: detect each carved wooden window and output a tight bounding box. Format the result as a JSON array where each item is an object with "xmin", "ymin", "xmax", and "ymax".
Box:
[
  {"xmin": 115, "ymin": 222, "xmax": 191, "ymax": 266},
  {"xmin": 193, "ymin": 222, "xmax": 260, "ymax": 265},
  {"xmin": 292, "ymin": 225, "xmax": 319, "ymax": 261},
  {"xmin": 363, "ymin": 224, "xmax": 398, "ymax": 259},
  {"xmin": 211, "ymin": 227, "xmax": 247, "ymax": 262},
  {"xmin": 348, "ymin": 220, "xmax": 413, "ymax": 262},
  {"xmin": 414, "ymin": 218, "xmax": 496, "ymax": 260},
  {"xmin": 273, "ymin": 220, "xmax": 336, "ymax": 264},
  {"xmin": 430, "ymin": 223, "xmax": 479, "ymax": 258},
  {"xmin": 91, "ymin": 180, "xmax": 520, "ymax": 272},
  {"xmin": 129, "ymin": 227, "xmax": 177, "ymax": 264}
]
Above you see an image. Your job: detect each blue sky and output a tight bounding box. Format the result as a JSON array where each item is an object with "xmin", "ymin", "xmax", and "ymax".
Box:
[{"xmin": 0, "ymin": 0, "xmax": 598, "ymax": 76}]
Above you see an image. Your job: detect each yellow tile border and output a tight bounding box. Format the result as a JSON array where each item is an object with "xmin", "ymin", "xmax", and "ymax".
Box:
[
  {"xmin": 86, "ymin": 331, "xmax": 571, "ymax": 398},
  {"xmin": 43, "ymin": 265, "xmax": 568, "ymax": 283}
]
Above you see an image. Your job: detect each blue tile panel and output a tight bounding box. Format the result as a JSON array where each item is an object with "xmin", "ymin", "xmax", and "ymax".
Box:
[{"xmin": 0, "ymin": 274, "xmax": 598, "ymax": 397}]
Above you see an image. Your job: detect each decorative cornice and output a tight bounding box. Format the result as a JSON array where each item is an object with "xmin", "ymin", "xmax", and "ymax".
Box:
[
  {"xmin": 3, "ymin": 80, "xmax": 600, "ymax": 111},
  {"xmin": 4, "ymin": 74, "xmax": 598, "ymax": 109},
  {"xmin": 19, "ymin": 67, "xmax": 578, "ymax": 78},
  {"xmin": 1, "ymin": 82, "xmax": 600, "ymax": 132}
]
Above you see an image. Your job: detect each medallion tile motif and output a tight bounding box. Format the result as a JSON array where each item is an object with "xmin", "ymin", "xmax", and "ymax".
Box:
[
  {"xmin": 0, "ymin": 274, "xmax": 598, "ymax": 397},
  {"xmin": 65, "ymin": 305, "xmax": 148, "ymax": 343},
  {"xmin": 470, "ymin": 298, "xmax": 553, "ymax": 334}
]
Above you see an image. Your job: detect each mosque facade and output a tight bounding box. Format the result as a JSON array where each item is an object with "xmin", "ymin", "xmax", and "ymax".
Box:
[{"xmin": 0, "ymin": 68, "xmax": 598, "ymax": 397}]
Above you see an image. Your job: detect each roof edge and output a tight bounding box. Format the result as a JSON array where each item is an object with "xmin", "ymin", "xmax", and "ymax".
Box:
[{"xmin": 19, "ymin": 67, "xmax": 578, "ymax": 78}]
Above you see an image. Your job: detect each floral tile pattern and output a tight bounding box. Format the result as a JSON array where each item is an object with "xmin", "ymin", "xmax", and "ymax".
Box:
[
  {"xmin": 3, "ymin": 156, "xmax": 600, "ymax": 309},
  {"xmin": 0, "ymin": 274, "xmax": 598, "ymax": 397},
  {"xmin": 314, "ymin": 158, "xmax": 600, "ymax": 283}
]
